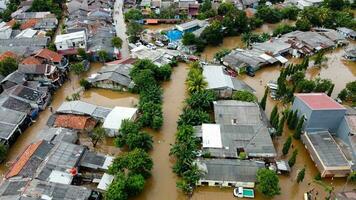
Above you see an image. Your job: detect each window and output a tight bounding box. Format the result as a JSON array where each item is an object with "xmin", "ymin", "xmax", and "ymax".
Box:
[{"xmin": 231, "ymin": 119, "xmax": 238, "ymax": 125}]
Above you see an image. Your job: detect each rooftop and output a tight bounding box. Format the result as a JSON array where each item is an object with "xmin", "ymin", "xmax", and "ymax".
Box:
[
  {"xmin": 103, "ymin": 106, "xmax": 137, "ymax": 131},
  {"xmin": 56, "ymin": 100, "xmax": 111, "ymax": 119},
  {"xmin": 35, "ymin": 48, "xmax": 63, "ymax": 63},
  {"xmin": 54, "ymin": 114, "xmax": 97, "ymax": 130},
  {"xmin": 304, "ymin": 130, "xmax": 350, "ymax": 167},
  {"xmin": 55, "ymin": 31, "xmax": 86, "ymax": 43},
  {"xmin": 295, "ymin": 93, "xmax": 345, "ymax": 110},
  {"xmin": 197, "ymin": 158, "xmax": 263, "ymax": 183}
]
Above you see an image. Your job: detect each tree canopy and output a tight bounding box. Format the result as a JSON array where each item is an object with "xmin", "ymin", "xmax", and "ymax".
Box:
[{"xmin": 256, "ymin": 169, "xmax": 281, "ymax": 198}]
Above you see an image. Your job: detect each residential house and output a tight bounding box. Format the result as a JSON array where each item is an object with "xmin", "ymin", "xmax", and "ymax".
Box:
[
  {"xmin": 88, "ymin": 63, "xmax": 134, "ymax": 91},
  {"xmin": 67, "ymin": 0, "xmax": 89, "ymax": 14},
  {"xmin": 56, "ymin": 100, "xmax": 111, "ymax": 120},
  {"xmin": 195, "ymin": 123, "xmax": 277, "ymax": 159},
  {"xmin": 203, "ymin": 65, "xmax": 254, "ymax": 98},
  {"xmin": 53, "ymin": 114, "xmax": 97, "ymax": 131},
  {"xmin": 14, "ymin": 11, "xmax": 52, "ymax": 20},
  {"xmin": 292, "ymin": 93, "xmax": 347, "ymax": 133},
  {"xmin": 196, "ymin": 158, "xmax": 264, "ymax": 188},
  {"xmin": 0, "ymin": 0, "xmax": 8, "ymax": 11},
  {"xmin": 17, "ymin": 64, "xmax": 61, "ymax": 86},
  {"xmin": 103, "ymin": 106, "xmax": 138, "ymax": 137},
  {"xmin": 55, "ymin": 31, "xmax": 87, "ymax": 55},
  {"xmin": 312, "ymin": 27, "xmax": 348, "ymax": 46},
  {"xmin": 130, "ymin": 45, "xmax": 179, "ymax": 66},
  {"xmin": 87, "ymin": 27, "xmax": 117, "ymax": 60},
  {"xmin": 0, "ymin": 178, "xmax": 94, "ymax": 200},
  {"xmin": 0, "ymin": 71, "xmax": 26, "ymax": 90},
  {"xmin": 33, "ymin": 48, "xmax": 69, "ymax": 70},
  {"xmin": 0, "ymin": 94, "xmax": 36, "ymax": 117},
  {"xmin": 0, "ymin": 37, "xmax": 50, "ymax": 56},
  {"xmin": 176, "ymin": 20, "xmax": 206, "ymax": 33},
  {"xmin": 302, "ymin": 130, "xmax": 351, "ymax": 177},
  {"xmin": 288, "ymin": 0, "xmax": 323, "ymax": 9},
  {"xmin": 4, "ymin": 84, "xmax": 51, "ymax": 110},
  {"xmin": 0, "ymin": 107, "xmax": 29, "ymax": 145},
  {"xmin": 337, "ymin": 27, "xmax": 356, "ymax": 40},
  {"xmin": 0, "ymin": 22, "xmax": 12, "ymax": 39}
]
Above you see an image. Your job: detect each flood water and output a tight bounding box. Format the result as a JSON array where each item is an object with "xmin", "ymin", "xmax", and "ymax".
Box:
[{"xmin": 1, "ymin": 19, "xmax": 355, "ymax": 200}]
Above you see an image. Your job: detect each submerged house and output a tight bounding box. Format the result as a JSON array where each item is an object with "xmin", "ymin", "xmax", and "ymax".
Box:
[
  {"xmin": 53, "ymin": 114, "xmax": 97, "ymax": 131},
  {"xmin": 56, "ymin": 100, "xmax": 111, "ymax": 120},
  {"xmin": 0, "ymin": 107, "xmax": 29, "ymax": 145},
  {"xmin": 33, "ymin": 48, "xmax": 69, "ymax": 70},
  {"xmin": 196, "ymin": 158, "xmax": 263, "ymax": 188},
  {"xmin": 203, "ymin": 65, "xmax": 254, "ymax": 98},
  {"xmin": 88, "ymin": 64, "xmax": 134, "ymax": 91},
  {"xmin": 18, "ymin": 64, "xmax": 61, "ymax": 86},
  {"xmin": 103, "ymin": 106, "xmax": 138, "ymax": 137},
  {"xmin": 55, "ymin": 31, "xmax": 87, "ymax": 55}
]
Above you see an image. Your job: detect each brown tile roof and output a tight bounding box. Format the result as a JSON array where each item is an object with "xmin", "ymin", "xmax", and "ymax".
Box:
[
  {"xmin": 6, "ymin": 19, "xmax": 16, "ymax": 27},
  {"xmin": 6, "ymin": 140, "xmax": 43, "ymax": 179},
  {"xmin": 0, "ymin": 51, "xmax": 17, "ymax": 61},
  {"xmin": 21, "ymin": 56, "xmax": 42, "ymax": 65},
  {"xmin": 35, "ymin": 48, "xmax": 62, "ymax": 63},
  {"xmin": 20, "ymin": 19, "xmax": 38, "ymax": 30},
  {"xmin": 54, "ymin": 114, "xmax": 97, "ymax": 130}
]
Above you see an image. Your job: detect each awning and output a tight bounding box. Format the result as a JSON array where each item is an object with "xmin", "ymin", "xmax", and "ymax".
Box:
[
  {"xmin": 275, "ymin": 55, "xmax": 288, "ymax": 64},
  {"xmin": 146, "ymin": 19, "xmax": 158, "ymax": 24}
]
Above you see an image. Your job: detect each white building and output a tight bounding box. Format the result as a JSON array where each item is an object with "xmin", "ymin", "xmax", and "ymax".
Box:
[
  {"xmin": 0, "ymin": 22, "xmax": 12, "ymax": 39},
  {"xmin": 103, "ymin": 106, "xmax": 138, "ymax": 137},
  {"xmin": 54, "ymin": 31, "xmax": 87, "ymax": 52}
]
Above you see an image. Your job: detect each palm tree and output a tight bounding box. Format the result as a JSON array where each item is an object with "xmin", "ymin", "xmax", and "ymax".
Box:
[{"xmin": 186, "ymin": 73, "xmax": 208, "ymax": 94}]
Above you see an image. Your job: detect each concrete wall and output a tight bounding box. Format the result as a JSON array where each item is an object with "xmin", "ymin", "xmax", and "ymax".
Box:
[
  {"xmin": 292, "ymin": 97, "xmax": 312, "ymax": 125},
  {"xmin": 336, "ymin": 117, "xmax": 356, "ymax": 168}
]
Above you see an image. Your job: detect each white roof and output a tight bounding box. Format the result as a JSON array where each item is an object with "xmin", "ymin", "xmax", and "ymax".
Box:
[
  {"xmin": 259, "ymin": 53, "xmax": 273, "ymax": 61},
  {"xmin": 202, "ymin": 124, "xmax": 223, "ymax": 148},
  {"xmin": 97, "ymin": 173, "xmax": 114, "ymax": 191},
  {"xmin": 275, "ymin": 55, "xmax": 288, "ymax": 64},
  {"xmin": 48, "ymin": 170, "xmax": 73, "ymax": 185},
  {"xmin": 55, "ymin": 30, "xmax": 86, "ymax": 43},
  {"xmin": 102, "ymin": 156, "xmax": 114, "ymax": 170},
  {"xmin": 103, "ymin": 106, "xmax": 137, "ymax": 131},
  {"xmin": 203, "ymin": 65, "xmax": 234, "ymax": 90},
  {"xmin": 15, "ymin": 28, "xmax": 37, "ymax": 38}
]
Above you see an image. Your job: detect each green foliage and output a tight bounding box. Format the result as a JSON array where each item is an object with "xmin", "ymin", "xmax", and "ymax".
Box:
[
  {"xmin": 256, "ymin": 169, "xmax": 281, "ymax": 198},
  {"xmin": 273, "ymin": 24, "xmax": 295, "ymax": 36},
  {"xmin": 214, "ymin": 48, "xmax": 231, "ymax": 62},
  {"xmin": 293, "ymin": 116, "xmax": 304, "ymax": 139},
  {"xmin": 323, "ymin": 0, "xmax": 348, "ymax": 10},
  {"xmin": 272, "ymin": 113, "xmax": 280, "ymax": 129},
  {"xmin": 288, "ymin": 149, "xmax": 298, "ymax": 168},
  {"xmin": 217, "ymin": 2, "xmax": 235, "ymax": 15},
  {"xmin": 282, "ymin": 136, "xmax": 292, "ymax": 155},
  {"xmin": 0, "ymin": 144, "xmax": 8, "ymax": 162},
  {"xmin": 90, "ymin": 126, "xmax": 106, "ymax": 147},
  {"xmin": 156, "ymin": 64, "xmax": 172, "ymax": 81},
  {"xmin": 12, "ymin": 21, "xmax": 21, "ymax": 29},
  {"xmin": 200, "ymin": 0, "xmax": 212, "ymax": 13},
  {"xmin": 232, "ymin": 90, "xmax": 257, "ymax": 102},
  {"xmin": 70, "ymin": 62, "xmax": 85, "ymax": 75},
  {"xmin": 105, "ymin": 173, "xmax": 145, "ymax": 200},
  {"xmin": 98, "ymin": 50, "xmax": 109, "ymax": 63},
  {"xmin": 0, "ymin": 57, "xmax": 18, "ymax": 76},
  {"xmin": 239, "ymin": 152, "xmax": 247, "ymax": 159},
  {"xmin": 338, "ymin": 81, "xmax": 356, "ymax": 103},
  {"xmin": 241, "ymin": 32, "xmax": 270, "ymax": 46},
  {"xmin": 297, "ymin": 79, "xmax": 316, "ymax": 93},
  {"xmin": 297, "ymin": 168, "xmax": 306, "ymax": 183},
  {"xmin": 222, "ymin": 9, "xmax": 249, "ymax": 36},
  {"xmin": 249, "ymin": 17, "xmax": 264, "ymax": 29},
  {"xmin": 327, "ymin": 84, "xmax": 334, "ymax": 97},
  {"xmin": 291, "ymin": 71, "xmax": 305, "ymax": 85},
  {"xmin": 348, "ymin": 171, "xmax": 356, "ymax": 182},
  {"xmin": 295, "ymin": 18, "xmax": 312, "ymax": 31},
  {"xmin": 30, "ymin": 0, "xmax": 61, "ymax": 19},
  {"xmin": 256, "ymin": 6, "xmax": 282, "ymax": 23},
  {"xmin": 182, "ymin": 32, "xmax": 196, "ymax": 46},
  {"xmin": 200, "ymin": 20, "xmax": 223, "ymax": 46},
  {"xmin": 177, "ymin": 108, "xmax": 210, "ymax": 127},
  {"xmin": 314, "ymin": 173, "xmax": 322, "ymax": 181},
  {"xmin": 79, "ymin": 79, "xmax": 91, "ymax": 90},
  {"xmin": 109, "ymin": 148, "xmax": 153, "ymax": 178},
  {"xmin": 280, "ymin": 6, "xmax": 300, "ymax": 20},
  {"xmin": 186, "ymin": 90, "xmax": 216, "ymax": 111},
  {"xmin": 186, "ymin": 68, "xmax": 208, "ymax": 94},
  {"xmin": 276, "ymin": 115, "xmax": 285, "ymax": 136},
  {"xmin": 314, "ymin": 51, "xmax": 328, "ymax": 66},
  {"xmin": 286, "ymin": 110, "xmax": 294, "ymax": 126},
  {"xmin": 270, "ymin": 105, "xmax": 278, "ymax": 124},
  {"xmin": 105, "ymin": 174, "xmax": 128, "ymax": 200},
  {"xmin": 125, "ymin": 174, "xmax": 146, "ymax": 196},
  {"xmin": 112, "ymin": 37, "xmax": 123, "ymax": 49},
  {"xmin": 289, "ymin": 110, "xmax": 298, "ymax": 130},
  {"xmin": 260, "ymin": 88, "xmax": 268, "ymax": 110},
  {"xmin": 124, "ymin": 9, "xmax": 143, "ymax": 21},
  {"xmin": 48, "ymin": 42, "xmax": 57, "ymax": 51},
  {"xmin": 126, "ymin": 22, "xmax": 143, "ymax": 43}
]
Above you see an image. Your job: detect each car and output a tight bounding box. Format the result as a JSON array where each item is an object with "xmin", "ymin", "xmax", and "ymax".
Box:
[
  {"xmin": 155, "ymin": 40, "xmax": 165, "ymax": 47},
  {"xmin": 188, "ymin": 55, "xmax": 199, "ymax": 61},
  {"xmin": 167, "ymin": 42, "xmax": 178, "ymax": 50},
  {"xmin": 246, "ymin": 66, "xmax": 255, "ymax": 77},
  {"xmin": 147, "ymin": 43, "xmax": 156, "ymax": 50},
  {"xmin": 233, "ymin": 187, "xmax": 243, "ymax": 198}
]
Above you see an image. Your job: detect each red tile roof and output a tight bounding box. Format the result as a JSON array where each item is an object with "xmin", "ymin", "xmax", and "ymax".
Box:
[
  {"xmin": 0, "ymin": 51, "xmax": 17, "ymax": 61},
  {"xmin": 21, "ymin": 56, "xmax": 42, "ymax": 65},
  {"xmin": 146, "ymin": 19, "xmax": 158, "ymax": 24},
  {"xmin": 6, "ymin": 19, "xmax": 16, "ymax": 27},
  {"xmin": 20, "ymin": 19, "xmax": 38, "ymax": 30},
  {"xmin": 35, "ymin": 48, "xmax": 63, "ymax": 63},
  {"xmin": 54, "ymin": 114, "xmax": 97, "ymax": 130},
  {"xmin": 295, "ymin": 93, "xmax": 346, "ymax": 110},
  {"xmin": 6, "ymin": 140, "xmax": 43, "ymax": 179}
]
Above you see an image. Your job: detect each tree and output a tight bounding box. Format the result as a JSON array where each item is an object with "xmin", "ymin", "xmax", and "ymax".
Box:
[
  {"xmin": 295, "ymin": 18, "xmax": 312, "ymax": 31},
  {"xmin": 260, "ymin": 88, "xmax": 268, "ymax": 110},
  {"xmin": 276, "ymin": 115, "xmax": 285, "ymax": 136},
  {"xmin": 105, "ymin": 175, "xmax": 128, "ymax": 200},
  {"xmin": 70, "ymin": 62, "xmax": 85, "ymax": 75},
  {"xmin": 293, "ymin": 116, "xmax": 304, "ymax": 139},
  {"xmin": 297, "ymin": 168, "xmax": 306, "ymax": 183},
  {"xmin": 256, "ymin": 6, "xmax": 282, "ymax": 23},
  {"xmin": 182, "ymin": 32, "xmax": 196, "ymax": 46},
  {"xmin": 0, "ymin": 57, "xmax": 18, "ymax": 76},
  {"xmin": 282, "ymin": 136, "xmax": 292, "ymax": 155},
  {"xmin": 0, "ymin": 144, "xmax": 7, "ymax": 162},
  {"xmin": 112, "ymin": 37, "xmax": 123, "ymax": 49},
  {"xmin": 124, "ymin": 9, "xmax": 143, "ymax": 21},
  {"xmin": 288, "ymin": 149, "xmax": 298, "ymax": 168},
  {"xmin": 90, "ymin": 126, "xmax": 106, "ymax": 147},
  {"xmin": 217, "ymin": 2, "xmax": 235, "ymax": 15},
  {"xmin": 186, "ymin": 90, "xmax": 216, "ymax": 110},
  {"xmin": 186, "ymin": 70, "xmax": 208, "ymax": 94},
  {"xmin": 214, "ymin": 48, "xmax": 231, "ymax": 62},
  {"xmin": 314, "ymin": 78, "xmax": 333, "ymax": 93},
  {"xmin": 156, "ymin": 64, "xmax": 172, "ymax": 81},
  {"xmin": 324, "ymin": 0, "xmax": 347, "ymax": 10},
  {"xmin": 126, "ymin": 22, "xmax": 143, "ymax": 43},
  {"xmin": 280, "ymin": 6, "xmax": 300, "ymax": 20},
  {"xmin": 291, "ymin": 71, "xmax": 305, "ymax": 85},
  {"xmin": 79, "ymin": 79, "xmax": 91, "ymax": 90},
  {"xmin": 98, "ymin": 50, "xmax": 109, "ymax": 63},
  {"xmin": 200, "ymin": 20, "xmax": 223, "ymax": 46},
  {"xmin": 109, "ymin": 148, "xmax": 153, "ymax": 178},
  {"xmin": 270, "ymin": 105, "xmax": 278, "ymax": 124},
  {"xmin": 297, "ymin": 79, "xmax": 316, "ymax": 93},
  {"xmin": 77, "ymin": 48, "xmax": 88, "ymax": 60},
  {"xmin": 286, "ymin": 110, "xmax": 293, "ymax": 126},
  {"xmin": 232, "ymin": 90, "xmax": 257, "ymax": 102},
  {"xmin": 125, "ymin": 174, "xmax": 145, "ymax": 196},
  {"xmin": 327, "ymin": 84, "xmax": 334, "ymax": 96},
  {"xmin": 177, "ymin": 108, "xmax": 210, "ymax": 127},
  {"xmin": 256, "ymin": 169, "xmax": 281, "ymax": 198},
  {"xmin": 272, "ymin": 114, "xmax": 280, "ymax": 129},
  {"xmin": 337, "ymin": 81, "xmax": 356, "ymax": 103},
  {"xmin": 273, "ymin": 24, "xmax": 295, "ymax": 36},
  {"xmin": 48, "ymin": 42, "xmax": 56, "ymax": 51},
  {"xmin": 200, "ymin": 0, "xmax": 212, "ymax": 13},
  {"xmin": 314, "ymin": 51, "xmax": 327, "ymax": 66},
  {"xmin": 125, "ymin": 131, "xmax": 153, "ymax": 151},
  {"xmin": 289, "ymin": 110, "xmax": 298, "ymax": 130}
]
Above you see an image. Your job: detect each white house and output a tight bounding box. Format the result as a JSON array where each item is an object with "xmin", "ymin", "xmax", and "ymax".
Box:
[
  {"xmin": 103, "ymin": 106, "xmax": 138, "ymax": 137},
  {"xmin": 54, "ymin": 31, "xmax": 87, "ymax": 53},
  {"xmin": 0, "ymin": 22, "xmax": 12, "ymax": 39}
]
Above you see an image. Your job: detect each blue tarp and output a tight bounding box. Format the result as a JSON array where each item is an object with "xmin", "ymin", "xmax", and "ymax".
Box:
[{"xmin": 166, "ymin": 29, "xmax": 183, "ymax": 42}]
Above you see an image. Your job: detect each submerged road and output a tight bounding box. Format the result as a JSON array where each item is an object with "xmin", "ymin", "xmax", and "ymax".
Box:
[{"xmin": 113, "ymin": 0, "xmax": 130, "ymax": 59}]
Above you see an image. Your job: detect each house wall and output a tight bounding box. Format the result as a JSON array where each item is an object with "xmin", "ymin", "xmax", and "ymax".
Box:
[
  {"xmin": 301, "ymin": 134, "xmax": 326, "ymax": 177},
  {"xmin": 197, "ymin": 180, "xmax": 255, "ymax": 188},
  {"xmin": 92, "ymin": 80, "xmax": 129, "ymax": 91},
  {"xmin": 55, "ymin": 37, "xmax": 87, "ymax": 51},
  {"xmin": 292, "ymin": 97, "xmax": 312, "ymax": 125},
  {"xmin": 336, "ymin": 117, "xmax": 356, "ymax": 166}
]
